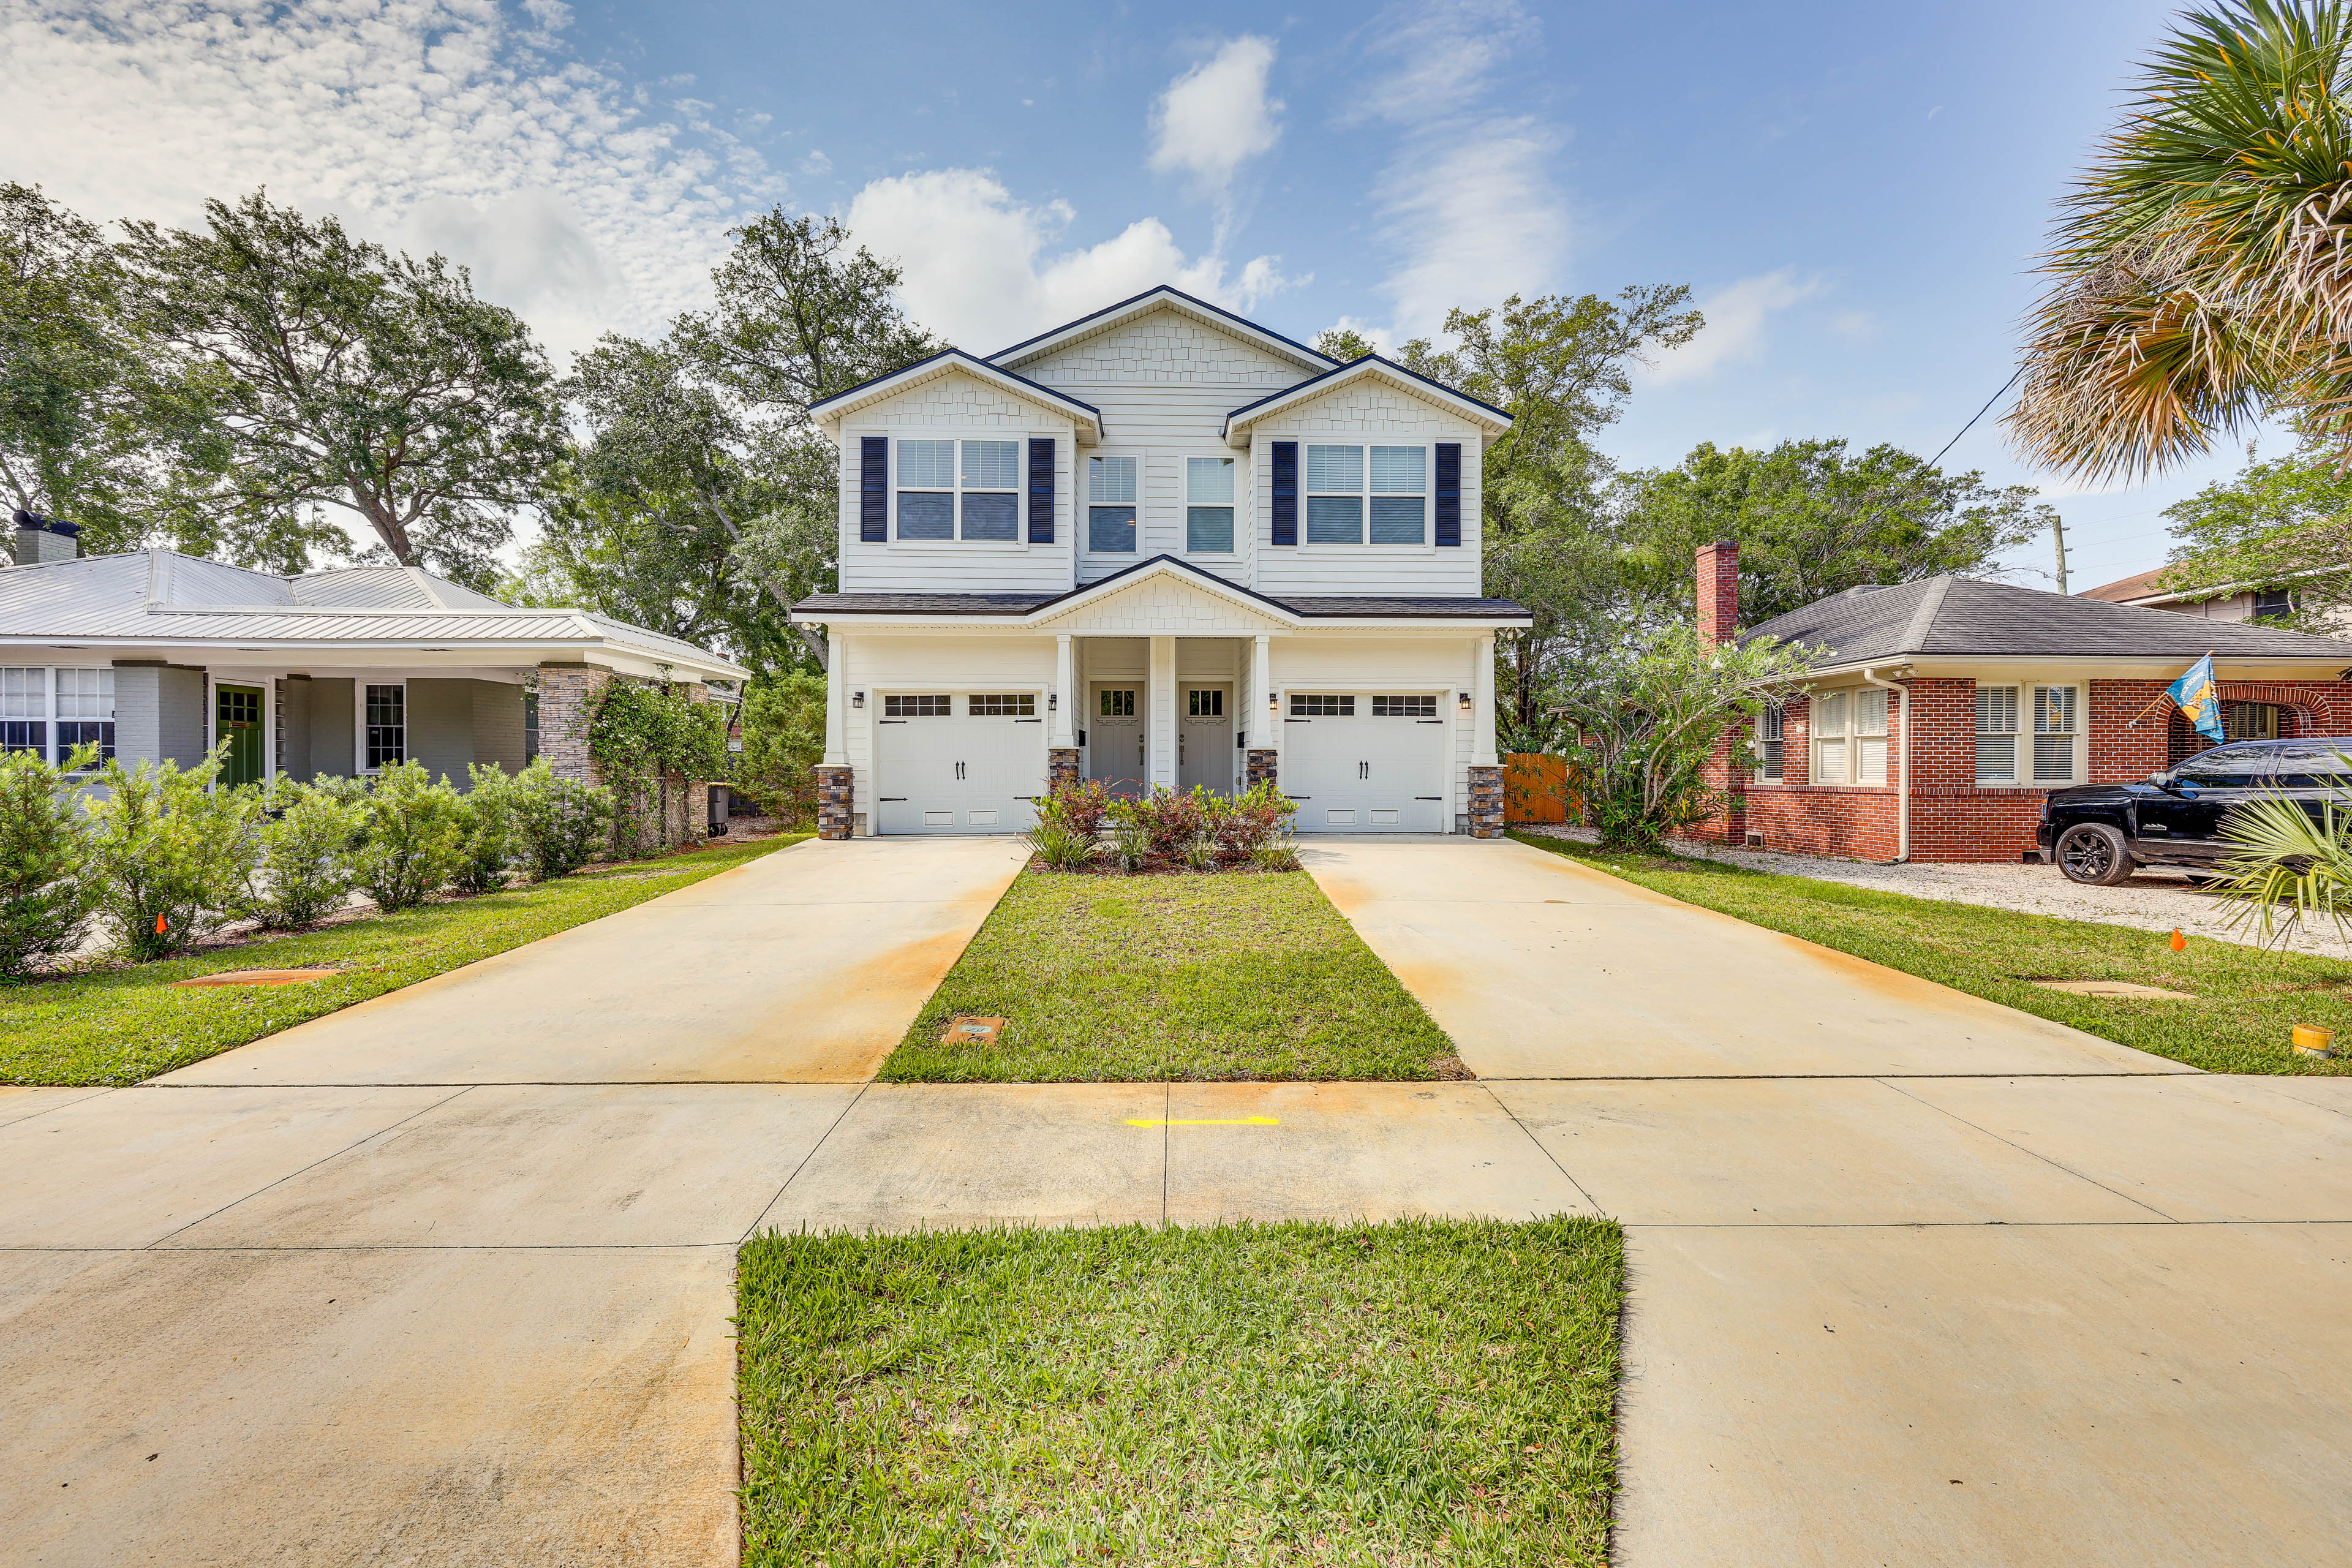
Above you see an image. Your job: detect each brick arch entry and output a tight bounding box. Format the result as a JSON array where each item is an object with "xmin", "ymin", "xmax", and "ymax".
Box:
[{"xmin": 2214, "ymin": 681, "xmax": 2330, "ymax": 737}]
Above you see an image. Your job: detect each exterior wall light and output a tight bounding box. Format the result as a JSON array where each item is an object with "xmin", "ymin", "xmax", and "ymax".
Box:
[
  {"xmin": 1048, "ymin": 692, "xmax": 1058, "ymax": 711},
  {"xmin": 1458, "ymin": 690, "xmax": 1474, "ymax": 710},
  {"xmin": 1268, "ymin": 690, "xmax": 1279, "ymax": 712},
  {"xmin": 852, "ymin": 690, "xmax": 865, "ymax": 709}
]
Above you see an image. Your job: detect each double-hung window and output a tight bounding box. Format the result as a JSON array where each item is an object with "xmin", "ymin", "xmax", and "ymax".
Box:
[
  {"xmin": 1186, "ymin": 457, "xmax": 1235, "ymax": 553},
  {"xmin": 2032, "ymin": 685, "xmax": 2078, "ymax": 783},
  {"xmin": 1088, "ymin": 454, "xmax": 1137, "ymax": 552},
  {"xmin": 1, "ymin": 668, "xmax": 115, "ymax": 765},
  {"xmin": 895, "ymin": 439, "xmax": 1020, "ymax": 543},
  {"xmin": 1855, "ymin": 688, "xmax": 1890, "ymax": 785},
  {"xmin": 1812, "ymin": 692, "xmax": 1847, "ymax": 783},
  {"xmin": 1303, "ymin": 444, "xmax": 1429, "ymax": 545},
  {"xmin": 1755, "ymin": 703, "xmax": 1785, "ymax": 783},
  {"xmin": 1, "ymin": 668, "xmax": 47, "ymax": 759},
  {"xmin": 55, "ymin": 668, "xmax": 115, "ymax": 763},
  {"xmin": 1975, "ymin": 685, "xmax": 2021, "ymax": 783},
  {"xmin": 365, "ymin": 683, "xmax": 405, "ymax": 771}
]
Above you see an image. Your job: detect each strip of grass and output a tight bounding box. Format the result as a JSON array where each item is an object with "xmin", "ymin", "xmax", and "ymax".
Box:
[
  {"xmin": 1513, "ymin": 830, "xmax": 2352, "ymax": 1075},
  {"xmin": 880, "ymin": 869, "xmax": 1459, "ymax": 1082},
  {"xmin": 0, "ymin": 835, "xmax": 803, "ymax": 1086},
  {"xmin": 737, "ymin": 1216, "xmax": 1622, "ymax": 1567}
]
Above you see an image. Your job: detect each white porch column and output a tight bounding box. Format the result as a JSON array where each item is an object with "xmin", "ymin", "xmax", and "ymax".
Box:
[
  {"xmin": 1149, "ymin": 635, "xmax": 1176, "ymax": 791},
  {"xmin": 1472, "ymin": 635, "xmax": 1498, "ymax": 767},
  {"xmin": 1252, "ymin": 633, "xmax": 1274, "ymax": 755},
  {"xmin": 822, "ymin": 628, "xmax": 848, "ymax": 767},
  {"xmin": 1052, "ymin": 634, "xmax": 1076, "ymax": 747}
]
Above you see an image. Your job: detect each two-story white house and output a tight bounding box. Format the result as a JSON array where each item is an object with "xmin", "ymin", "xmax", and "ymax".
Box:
[{"xmin": 790, "ymin": 286, "xmax": 1530, "ymax": 839}]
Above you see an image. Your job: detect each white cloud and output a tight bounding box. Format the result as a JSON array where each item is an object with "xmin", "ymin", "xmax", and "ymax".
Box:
[
  {"xmin": 845, "ymin": 168, "xmax": 1295, "ymax": 353},
  {"xmin": 1355, "ymin": 1, "xmax": 1569, "ymax": 339},
  {"xmin": 1648, "ymin": 268, "xmax": 1823, "ymax": 384},
  {"xmin": 0, "ymin": 0, "xmax": 780, "ymax": 361},
  {"xmin": 1148, "ymin": 36, "xmax": 1283, "ymax": 195}
]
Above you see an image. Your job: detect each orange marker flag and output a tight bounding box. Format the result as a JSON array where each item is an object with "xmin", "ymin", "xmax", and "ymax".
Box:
[
  {"xmin": 155, "ymin": 913, "xmax": 167, "ymax": 935},
  {"xmin": 2169, "ymin": 929, "xmax": 2186, "ymax": 952}
]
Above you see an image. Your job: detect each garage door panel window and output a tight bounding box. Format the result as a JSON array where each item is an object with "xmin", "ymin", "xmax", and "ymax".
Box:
[
  {"xmin": 1975, "ymin": 685, "xmax": 2020, "ymax": 783},
  {"xmin": 1186, "ymin": 457, "xmax": 1235, "ymax": 554},
  {"xmin": 1290, "ymin": 694, "xmax": 1354, "ymax": 717},
  {"xmin": 2033, "ymin": 685, "xmax": 2078, "ymax": 783},
  {"xmin": 969, "ymin": 693, "xmax": 1036, "ymax": 717},
  {"xmin": 1371, "ymin": 695, "xmax": 1436, "ymax": 717},
  {"xmin": 1089, "ymin": 455, "xmax": 1137, "ymax": 552},
  {"xmin": 884, "ymin": 694, "xmax": 951, "ymax": 717}
]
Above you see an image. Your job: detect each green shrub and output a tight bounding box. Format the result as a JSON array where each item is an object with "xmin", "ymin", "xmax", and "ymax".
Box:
[
  {"xmin": 350, "ymin": 762, "xmax": 467, "ymax": 912},
  {"xmin": 237, "ymin": 778, "xmax": 364, "ymax": 929},
  {"xmin": 452, "ymin": 763, "xmax": 521, "ymax": 894},
  {"xmin": 83, "ymin": 748, "xmax": 263, "ymax": 960},
  {"xmin": 509, "ymin": 758, "xmax": 617, "ymax": 880},
  {"xmin": 734, "ymin": 671, "xmax": 826, "ymax": 824},
  {"xmin": 0, "ymin": 744, "xmax": 98, "ymax": 979},
  {"xmin": 1021, "ymin": 781, "xmax": 1104, "ymax": 871}
]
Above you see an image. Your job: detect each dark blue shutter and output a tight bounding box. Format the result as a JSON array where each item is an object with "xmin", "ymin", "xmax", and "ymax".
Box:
[
  {"xmin": 1270, "ymin": 442, "xmax": 1298, "ymax": 546},
  {"xmin": 860, "ymin": 437, "xmax": 888, "ymax": 542},
  {"xmin": 1434, "ymin": 442, "xmax": 1462, "ymax": 547},
  {"xmin": 1028, "ymin": 437, "xmax": 1055, "ymax": 544}
]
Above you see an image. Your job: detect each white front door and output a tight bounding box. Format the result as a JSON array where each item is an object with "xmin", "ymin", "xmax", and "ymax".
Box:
[
  {"xmin": 1178, "ymin": 685, "xmax": 1232, "ymax": 794},
  {"xmin": 875, "ymin": 692, "xmax": 1046, "ymax": 834},
  {"xmin": 1281, "ymin": 693, "xmax": 1449, "ymax": 832},
  {"xmin": 1088, "ymin": 684, "xmax": 1146, "ymax": 799}
]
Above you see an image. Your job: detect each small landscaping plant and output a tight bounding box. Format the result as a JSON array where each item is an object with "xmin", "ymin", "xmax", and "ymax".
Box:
[
  {"xmin": 236, "ymin": 778, "xmax": 364, "ymax": 929},
  {"xmin": 509, "ymin": 758, "xmax": 618, "ymax": 880},
  {"xmin": 0, "ymin": 744, "xmax": 98, "ymax": 979},
  {"xmin": 1031, "ymin": 780, "xmax": 1299, "ymax": 875},
  {"xmin": 349, "ymin": 761, "xmax": 468, "ymax": 912},
  {"xmin": 1020, "ymin": 783, "xmax": 1102, "ymax": 870},
  {"xmin": 451, "ymin": 762, "xmax": 522, "ymax": 894},
  {"xmin": 83, "ymin": 747, "xmax": 263, "ymax": 960}
]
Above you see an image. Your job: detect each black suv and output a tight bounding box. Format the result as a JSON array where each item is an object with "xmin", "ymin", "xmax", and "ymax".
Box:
[{"xmin": 2038, "ymin": 737, "xmax": 2352, "ymax": 885}]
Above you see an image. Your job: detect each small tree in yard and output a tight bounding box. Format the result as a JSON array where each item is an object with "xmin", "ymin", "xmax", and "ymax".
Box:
[
  {"xmin": 733, "ymin": 671, "xmax": 826, "ymax": 824},
  {"xmin": 237, "ymin": 779, "xmax": 364, "ymax": 929},
  {"xmin": 509, "ymin": 759, "xmax": 617, "ymax": 880},
  {"xmin": 1552, "ymin": 625, "xmax": 1814, "ymax": 850},
  {"xmin": 0, "ymin": 745, "xmax": 97, "ymax": 978},
  {"xmin": 349, "ymin": 762, "xmax": 467, "ymax": 912},
  {"xmin": 83, "ymin": 749, "xmax": 263, "ymax": 959}
]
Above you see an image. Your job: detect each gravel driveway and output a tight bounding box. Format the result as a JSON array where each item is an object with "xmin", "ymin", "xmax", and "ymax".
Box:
[{"xmin": 1523, "ymin": 826, "xmax": 2352, "ymax": 960}]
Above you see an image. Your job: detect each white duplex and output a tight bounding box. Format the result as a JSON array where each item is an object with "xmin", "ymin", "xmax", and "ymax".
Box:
[{"xmin": 791, "ymin": 287, "xmax": 1529, "ymax": 838}]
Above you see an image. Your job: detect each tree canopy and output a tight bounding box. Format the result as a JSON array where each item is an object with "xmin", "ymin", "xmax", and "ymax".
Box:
[{"xmin": 2156, "ymin": 439, "xmax": 2352, "ymax": 625}]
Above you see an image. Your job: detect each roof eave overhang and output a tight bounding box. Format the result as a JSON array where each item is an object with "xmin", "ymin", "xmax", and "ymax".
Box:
[
  {"xmin": 1794, "ymin": 652, "xmax": 2352, "ymax": 680},
  {"xmin": 809, "ymin": 351, "xmax": 1104, "ymax": 442},
  {"xmin": 1221, "ymin": 359, "xmax": 1513, "ymax": 447},
  {"xmin": 0, "ymin": 633, "xmax": 749, "ymax": 682}
]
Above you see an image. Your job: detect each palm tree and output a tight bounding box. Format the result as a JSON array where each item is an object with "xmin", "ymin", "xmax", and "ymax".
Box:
[{"xmin": 2008, "ymin": 2, "xmax": 2352, "ymax": 480}]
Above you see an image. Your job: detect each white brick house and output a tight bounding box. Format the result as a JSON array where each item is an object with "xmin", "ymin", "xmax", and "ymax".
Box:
[{"xmin": 791, "ymin": 287, "xmax": 1529, "ymax": 839}]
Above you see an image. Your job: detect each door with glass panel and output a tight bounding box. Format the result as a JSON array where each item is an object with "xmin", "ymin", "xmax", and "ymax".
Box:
[
  {"xmin": 216, "ymin": 684, "xmax": 266, "ymax": 788},
  {"xmin": 1088, "ymin": 685, "xmax": 1145, "ymax": 798},
  {"xmin": 1178, "ymin": 686, "xmax": 1231, "ymax": 794}
]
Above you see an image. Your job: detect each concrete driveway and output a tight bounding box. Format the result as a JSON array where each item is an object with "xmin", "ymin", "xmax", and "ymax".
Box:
[{"xmin": 0, "ymin": 837, "xmax": 1025, "ymax": 1567}]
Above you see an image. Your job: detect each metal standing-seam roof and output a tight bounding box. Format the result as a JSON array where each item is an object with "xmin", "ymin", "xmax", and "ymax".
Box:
[
  {"xmin": 0, "ymin": 549, "xmax": 747, "ymax": 678},
  {"xmin": 1744, "ymin": 574, "xmax": 2352, "ymax": 666}
]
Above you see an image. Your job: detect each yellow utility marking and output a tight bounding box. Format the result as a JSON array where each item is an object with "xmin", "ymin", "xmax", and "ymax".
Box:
[{"xmin": 1124, "ymin": 1116, "xmax": 1281, "ymax": 1127}]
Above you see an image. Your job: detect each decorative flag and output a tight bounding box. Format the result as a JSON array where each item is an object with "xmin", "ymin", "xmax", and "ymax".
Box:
[{"xmin": 2168, "ymin": 654, "xmax": 2223, "ymax": 742}]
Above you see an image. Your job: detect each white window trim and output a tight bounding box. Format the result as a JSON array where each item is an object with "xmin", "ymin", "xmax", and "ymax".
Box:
[
  {"xmin": 2030, "ymin": 682, "xmax": 2083, "ymax": 788},
  {"xmin": 1183, "ymin": 453, "xmax": 1240, "ymax": 556},
  {"xmin": 1080, "ymin": 447, "xmax": 1145, "ymax": 558},
  {"xmin": 1285, "ymin": 437, "xmax": 1439, "ymax": 554},
  {"xmin": 883, "ymin": 429, "xmax": 1036, "ymax": 552},
  {"xmin": 1753, "ymin": 702, "xmax": 1785, "ymax": 785},
  {"xmin": 356, "ymin": 678, "xmax": 407, "ymax": 775}
]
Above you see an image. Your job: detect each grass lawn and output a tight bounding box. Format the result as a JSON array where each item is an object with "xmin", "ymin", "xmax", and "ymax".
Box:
[
  {"xmin": 1513, "ymin": 831, "xmax": 2352, "ymax": 1076},
  {"xmin": 736, "ymin": 1216, "xmax": 1623, "ymax": 1568},
  {"xmin": 0, "ymin": 834, "xmax": 803, "ymax": 1086},
  {"xmin": 878, "ymin": 869, "xmax": 1460, "ymax": 1082}
]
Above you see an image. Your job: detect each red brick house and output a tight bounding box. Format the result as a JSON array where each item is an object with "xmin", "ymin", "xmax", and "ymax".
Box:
[{"xmin": 1685, "ymin": 543, "xmax": 2352, "ymax": 862}]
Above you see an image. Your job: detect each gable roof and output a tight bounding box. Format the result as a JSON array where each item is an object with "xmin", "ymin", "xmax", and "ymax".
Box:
[
  {"xmin": 1219, "ymin": 355, "xmax": 1513, "ymax": 447},
  {"xmin": 1744, "ymin": 574, "xmax": 2352, "ymax": 666},
  {"xmin": 805, "ymin": 349, "xmax": 1105, "ymax": 440},
  {"xmin": 0, "ymin": 549, "xmax": 747, "ymax": 678},
  {"xmin": 792, "ymin": 552, "xmax": 1531, "ymax": 626},
  {"xmin": 987, "ymin": 285, "xmax": 1337, "ymax": 376}
]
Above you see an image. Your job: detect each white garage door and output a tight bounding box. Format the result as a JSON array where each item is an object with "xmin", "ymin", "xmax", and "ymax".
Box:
[
  {"xmin": 1281, "ymin": 693, "xmax": 1449, "ymax": 832},
  {"xmin": 875, "ymin": 692, "xmax": 1046, "ymax": 835}
]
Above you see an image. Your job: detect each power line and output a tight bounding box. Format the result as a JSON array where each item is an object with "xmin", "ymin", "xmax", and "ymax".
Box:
[{"xmin": 1929, "ymin": 366, "xmax": 2025, "ymax": 469}]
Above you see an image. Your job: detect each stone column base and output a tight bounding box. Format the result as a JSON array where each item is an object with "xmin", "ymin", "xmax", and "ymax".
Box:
[
  {"xmin": 815, "ymin": 764, "xmax": 854, "ymax": 840},
  {"xmin": 1245, "ymin": 748, "xmax": 1278, "ymax": 791},
  {"xmin": 1047, "ymin": 748, "xmax": 1080, "ymax": 795},
  {"xmin": 1468, "ymin": 764, "xmax": 1504, "ymax": 839}
]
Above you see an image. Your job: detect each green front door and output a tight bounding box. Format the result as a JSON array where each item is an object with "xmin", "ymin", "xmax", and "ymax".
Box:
[{"xmin": 216, "ymin": 684, "xmax": 265, "ymax": 787}]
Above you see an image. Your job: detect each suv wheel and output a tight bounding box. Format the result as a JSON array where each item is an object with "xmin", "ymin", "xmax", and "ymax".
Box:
[{"xmin": 2057, "ymin": 823, "xmax": 2134, "ymax": 886}]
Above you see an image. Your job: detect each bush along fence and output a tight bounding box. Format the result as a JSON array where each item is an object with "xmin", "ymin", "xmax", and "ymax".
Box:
[
  {"xmin": 0, "ymin": 742, "xmax": 619, "ymax": 981},
  {"xmin": 1022, "ymin": 780, "xmax": 1303, "ymax": 875},
  {"xmin": 581, "ymin": 674, "xmax": 730, "ymax": 859}
]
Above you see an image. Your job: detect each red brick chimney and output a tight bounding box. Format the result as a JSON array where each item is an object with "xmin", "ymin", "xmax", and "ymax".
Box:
[{"xmin": 1697, "ymin": 540, "xmax": 1739, "ymax": 644}]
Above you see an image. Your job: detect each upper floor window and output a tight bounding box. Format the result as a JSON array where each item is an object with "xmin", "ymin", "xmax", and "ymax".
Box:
[
  {"xmin": 2253, "ymin": 586, "xmax": 2297, "ymax": 621},
  {"xmin": 1187, "ymin": 457, "xmax": 1235, "ymax": 553},
  {"xmin": 2, "ymin": 666, "xmax": 114, "ymax": 766},
  {"xmin": 1088, "ymin": 455, "xmax": 1137, "ymax": 552},
  {"xmin": 897, "ymin": 439, "xmax": 1019, "ymax": 543},
  {"xmin": 1305, "ymin": 443, "xmax": 1427, "ymax": 545}
]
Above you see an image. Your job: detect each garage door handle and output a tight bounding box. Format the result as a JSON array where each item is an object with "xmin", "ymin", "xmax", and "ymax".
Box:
[
  {"xmin": 1015, "ymin": 718, "xmax": 1041, "ymax": 723},
  {"xmin": 879, "ymin": 719, "xmax": 906, "ymax": 725},
  {"xmin": 880, "ymin": 797, "xmax": 907, "ymax": 802},
  {"xmin": 1415, "ymin": 796, "xmax": 1442, "ymax": 801},
  {"xmin": 1289, "ymin": 795, "xmax": 1311, "ymax": 799},
  {"xmin": 1284, "ymin": 718, "xmax": 1311, "ymax": 723}
]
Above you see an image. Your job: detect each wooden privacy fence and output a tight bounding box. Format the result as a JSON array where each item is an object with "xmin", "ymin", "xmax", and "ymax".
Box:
[{"xmin": 1504, "ymin": 752, "xmax": 1572, "ymax": 824}]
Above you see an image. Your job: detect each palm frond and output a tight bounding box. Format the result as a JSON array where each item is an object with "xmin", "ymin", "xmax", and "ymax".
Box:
[{"xmin": 2212, "ymin": 791, "xmax": 2352, "ymax": 946}]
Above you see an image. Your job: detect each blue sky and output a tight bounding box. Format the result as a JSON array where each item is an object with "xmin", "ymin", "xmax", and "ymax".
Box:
[{"xmin": 4, "ymin": 0, "xmax": 2257, "ymax": 588}]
